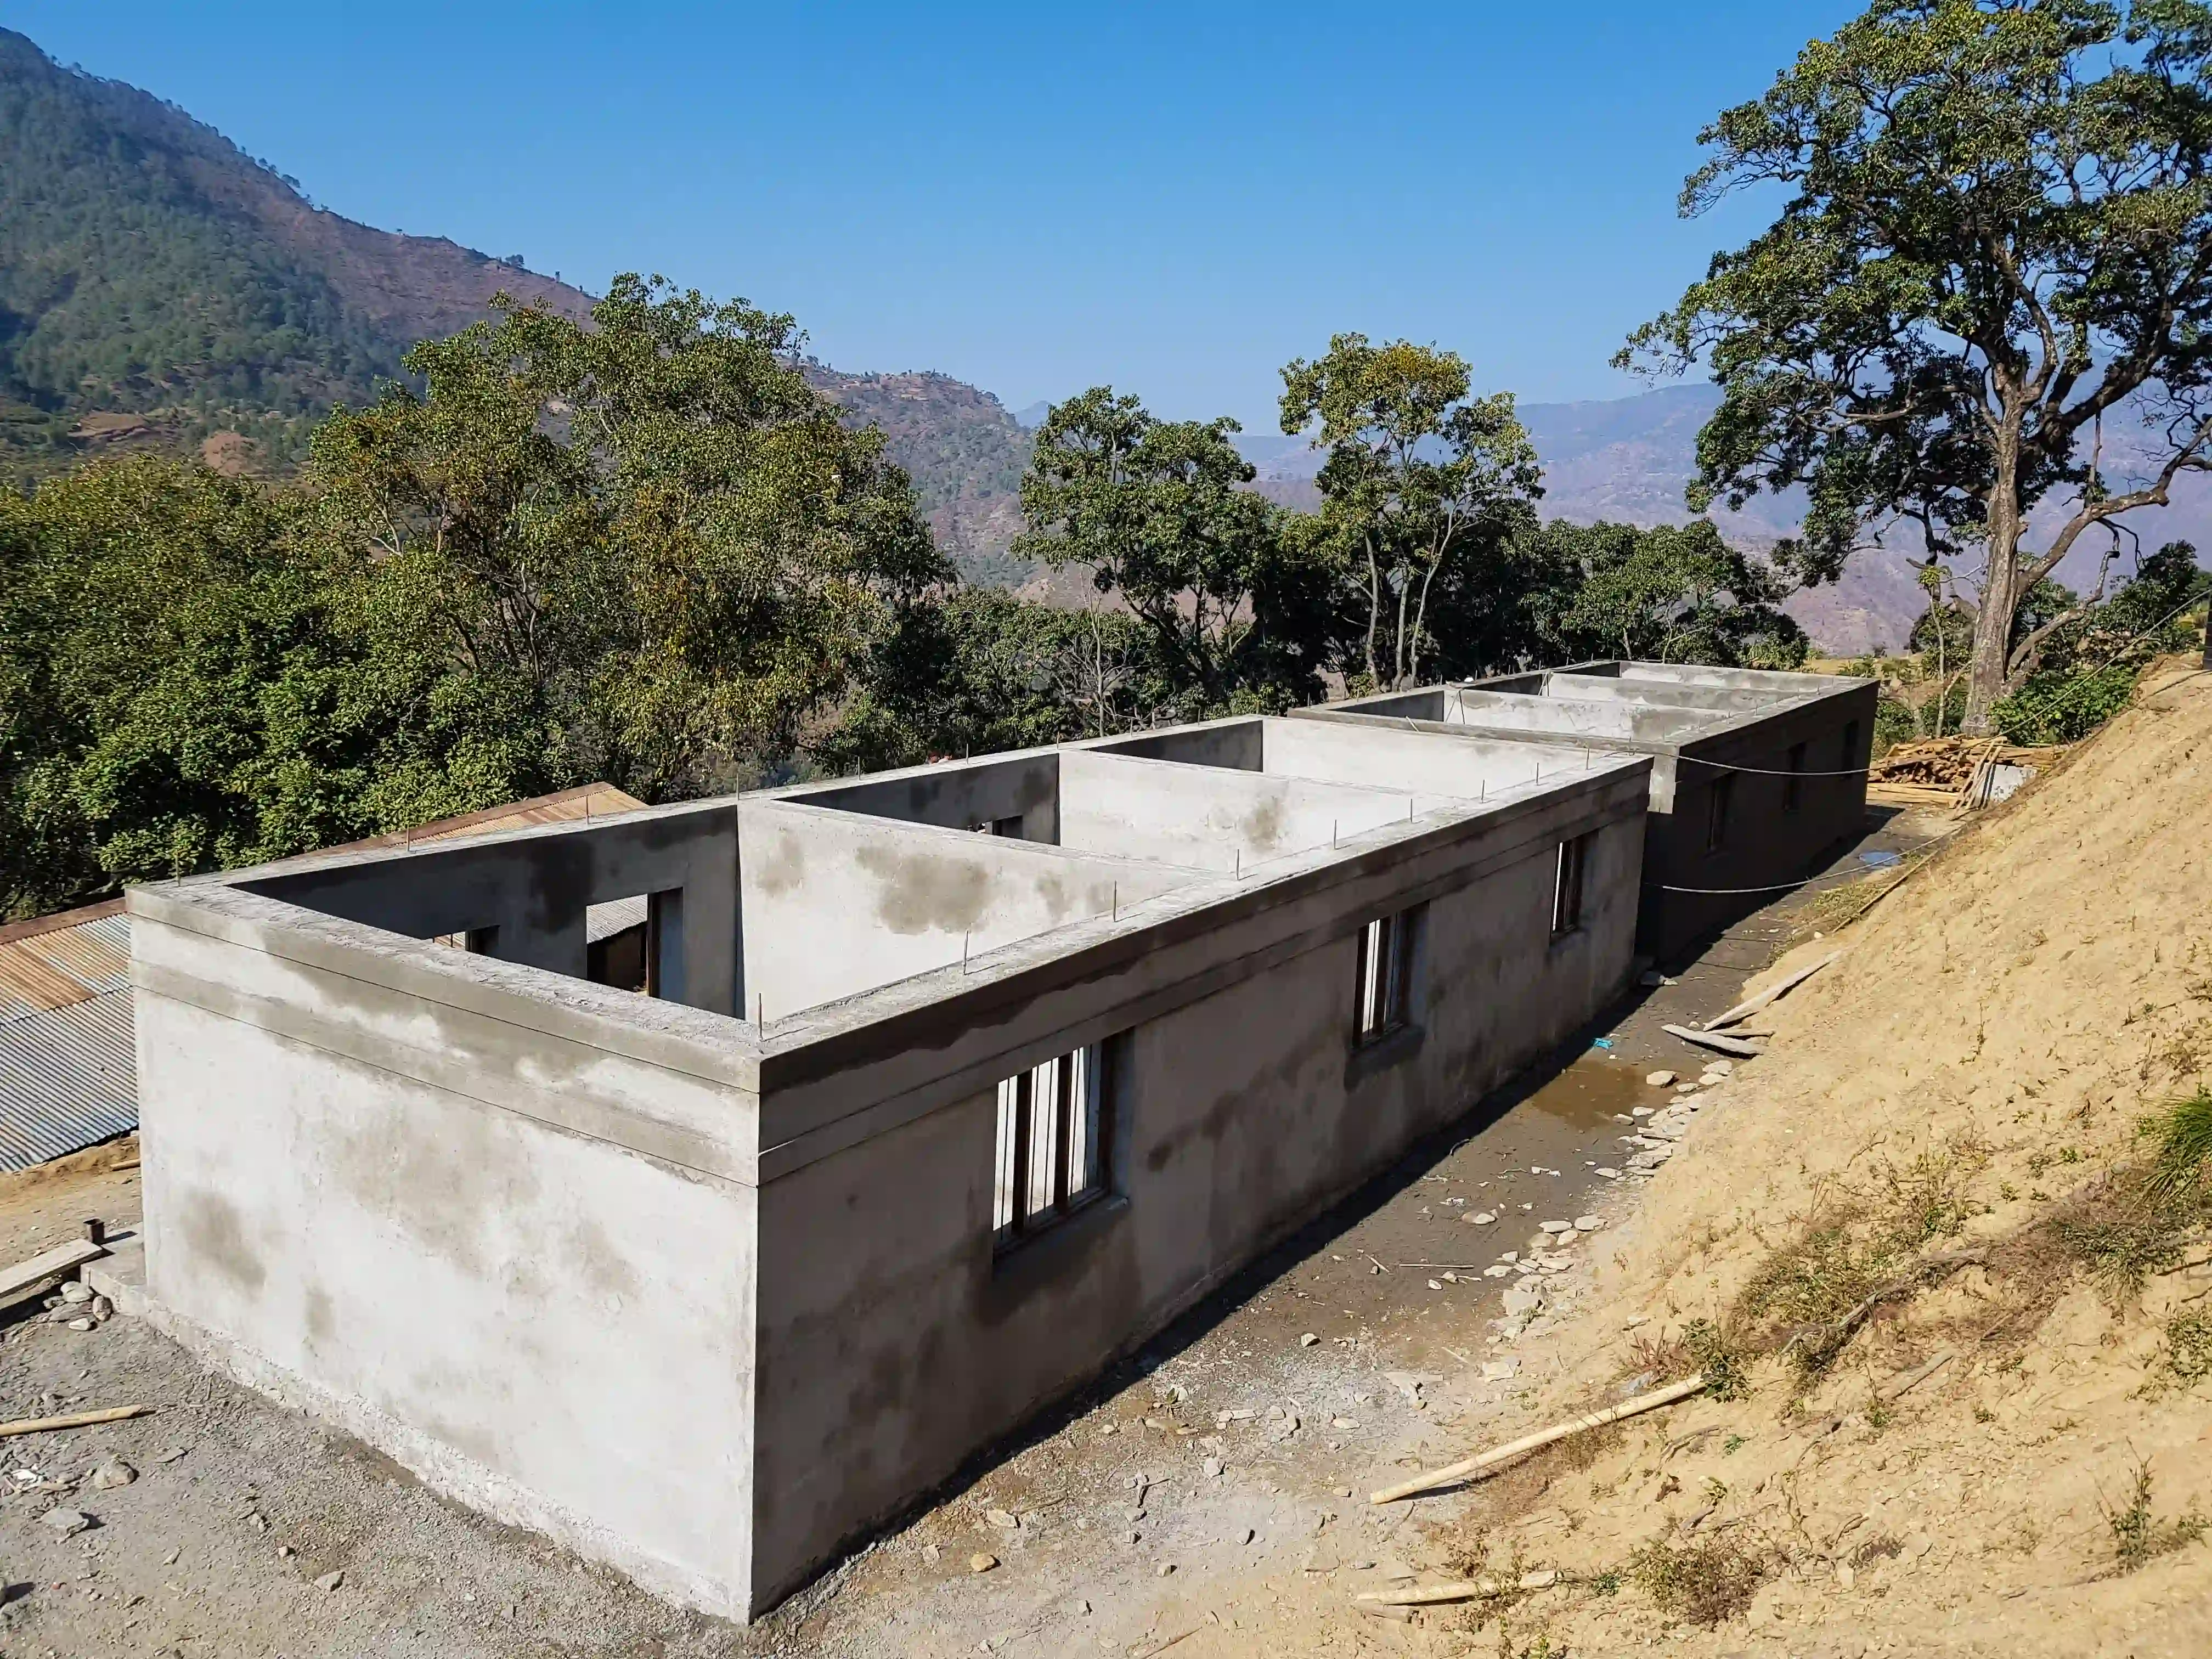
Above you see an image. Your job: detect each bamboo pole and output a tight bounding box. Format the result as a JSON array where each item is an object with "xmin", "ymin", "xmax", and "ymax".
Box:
[
  {"xmin": 1369, "ymin": 1375, "xmax": 1706, "ymax": 1504},
  {"xmin": 0, "ymin": 1404, "xmax": 152, "ymax": 1439}
]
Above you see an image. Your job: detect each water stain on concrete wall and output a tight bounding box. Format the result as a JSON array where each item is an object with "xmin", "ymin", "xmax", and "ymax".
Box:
[
  {"xmin": 854, "ymin": 845, "xmax": 992, "ymax": 935},
  {"xmin": 178, "ymin": 1188, "xmax": 266, "ymax": 1295}
]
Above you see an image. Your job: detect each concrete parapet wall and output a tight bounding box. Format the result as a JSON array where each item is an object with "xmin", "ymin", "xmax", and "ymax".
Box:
[{"xmin": 128, "ymin": 884, "xmax": 763, "ymax": 1615}]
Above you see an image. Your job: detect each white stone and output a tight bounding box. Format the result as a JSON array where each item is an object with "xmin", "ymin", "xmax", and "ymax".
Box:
[
  {"xmin": 1539, "ymin": 1220, "xmax": 1573, "ymax": 1234},
  {"xmin": 1575, "ymin": 1215, "xmax": 1602, "ymax": 1231},
  {"xmin": 1465, "ymin": 1212, "xmax": 1496, "ymax": 1226},
  {"xmin": 1644, "ymin": 1070, "xmax": 1675, "ymax": 1087}
]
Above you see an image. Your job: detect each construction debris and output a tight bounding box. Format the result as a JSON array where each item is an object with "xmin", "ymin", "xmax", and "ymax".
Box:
[
  {"xmin": 1704, "ymin": 950, "xmax": 1843, "ymax": 1031},
  {"xmin": 1369, "ymin": 1375, "xmax": 1708, "ymax": 1503},
  {"xmin": 1867, "ymin": 736, "xmax": 2054, "ymax": 810},
  {"xmin": 1358, "ymin": 1568, "xmax": 1561, "ymax": 1605},
  {"xmin": 1661, "ymin": 1024, "xmax": 1762, "ymax": 1058}
]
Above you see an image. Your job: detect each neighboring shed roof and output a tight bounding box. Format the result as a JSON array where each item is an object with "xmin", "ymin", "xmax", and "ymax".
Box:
[{"xmin": 0, "ymin": 784, "xmax": 649, "ymax": 1173}]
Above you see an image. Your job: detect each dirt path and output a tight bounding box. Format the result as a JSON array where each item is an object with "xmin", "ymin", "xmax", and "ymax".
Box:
[{"xmin": 0, "ymin": 797, "xmax": 1964, "ymax": 1658}]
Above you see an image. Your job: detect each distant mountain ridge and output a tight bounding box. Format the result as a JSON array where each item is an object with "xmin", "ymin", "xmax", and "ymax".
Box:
[{"xmin": 12, "ymin": 24, "xmax": 2199, "ymax": 655}]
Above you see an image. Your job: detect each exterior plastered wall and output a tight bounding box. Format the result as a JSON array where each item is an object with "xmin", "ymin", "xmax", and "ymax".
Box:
[
  {"xmin": 123, "ymin": 718, "xmax": 1655, "ymax": 1623},
  {"xmin": 741, "ymin": 769, "xmax": 1646, "ymax": 1607},
  {"xmin": 127, "ymin": 882, "xmax": 763, "ymax": 1617},
  {"xmin": 1302, "ymin": 663, "xmax": 1877, "ymax": 961}
]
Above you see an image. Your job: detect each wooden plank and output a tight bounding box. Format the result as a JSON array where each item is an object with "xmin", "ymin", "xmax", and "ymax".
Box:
[
  {"xmin": 1661, "ymin": 1023, "xmax": 1763, "ymax": 1058},
  {"xmin": 1705, "ymin": 950, "xmax": 1843, "ymax": 1030},
  {"xmin": 0, "ymin": 1238, "xmax": 107, "ymax": 1303}
]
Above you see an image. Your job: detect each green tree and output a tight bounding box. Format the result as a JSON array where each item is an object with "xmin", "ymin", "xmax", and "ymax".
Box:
[
  {"xmin": 1622, "ymin": 0, "xmax": 2212, "ymax": 733},
  {"xmin": 0, "ymin": 455, "xmax": 543, "ymax": 918},
  {"xmin": 1278, "ymin": 334, "xmax": 1542, "ymax": 691},
  {"xmin": 1526, "ymin": 519, "xmax": 1809, "ymax": 668},
  {"xmin": 309, "ymin": 275, "xmax": 945, "ymax": 799},
  {"xmin": 1014, "ymin": 387, "xmax": 1329, "ymax": 716},
  {"xmin": 819, "ymin": 589, "xmax": 1177, "ymax": 772}
]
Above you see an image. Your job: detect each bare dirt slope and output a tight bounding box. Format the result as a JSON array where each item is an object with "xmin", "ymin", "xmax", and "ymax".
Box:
[{"xmin": 1329, "ymin": 657, "xmax": 2212, "ymax": 1657}]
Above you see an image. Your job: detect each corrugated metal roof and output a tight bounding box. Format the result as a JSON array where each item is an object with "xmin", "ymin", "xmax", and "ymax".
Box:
[
  {"xmin": 586, "ymin": 894, "xmax": 649, "ymax": 945},
  {"xmin": 0, "ymin": 990, "xmax": 136, "ymax": 1172},
  {"xmin": 0, "ymin": 911, "xmax": 131, "ymax": 1020}
]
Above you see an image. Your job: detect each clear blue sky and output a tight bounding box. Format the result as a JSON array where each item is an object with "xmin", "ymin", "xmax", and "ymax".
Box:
[{"xmin": 8, "ymin": 1, "xmax": 1860, "ymax": 426}]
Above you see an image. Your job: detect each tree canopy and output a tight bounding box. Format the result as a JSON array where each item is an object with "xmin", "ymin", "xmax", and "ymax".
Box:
[
  {"xmin": 1279, "ymin": 334, "xmax": 1542, "ymax": 692},
  {"xmin": 1622, "ymin": 0, "xmax": 2212, "ymax": 732}
]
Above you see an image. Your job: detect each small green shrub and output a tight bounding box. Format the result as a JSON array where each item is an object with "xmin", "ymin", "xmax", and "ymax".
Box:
[
  {"xmin": 2141, "ymin": 1089, "xmax": 2212, "ymax": 1203},
  {"xmin": 1993, "ymin": 664, "xmax": 2138, "ymax": 744},
  {"xmin": 2163, "ymin": 1312, "xmax": 2212, "ymax": 1385},
  {"xmin": 2107, "ymin": 1463, "xmax": 2208, "ymax": 1572},
  {"xmin": 1681, "ymin": 1319, "xmax": 1747, "ymax": 1400}
]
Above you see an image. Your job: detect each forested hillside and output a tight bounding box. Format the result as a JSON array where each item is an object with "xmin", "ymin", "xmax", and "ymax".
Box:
[{"xmin": 0, "ymin": 29, "xmax": 591, "ymax": 484}]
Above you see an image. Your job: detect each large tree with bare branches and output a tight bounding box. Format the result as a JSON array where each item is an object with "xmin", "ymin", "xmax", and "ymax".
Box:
[{"xmin": 1622, "ymin": 0, "xmax": 2212, "ymax": 732}]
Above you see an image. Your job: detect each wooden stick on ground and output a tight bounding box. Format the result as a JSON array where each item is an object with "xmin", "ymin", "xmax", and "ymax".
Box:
[
  {"xmin": 0, "ymin": 1404, "xmax": 152, "ymax": 1440},
  {"xmin": 1877, "ymin": 1350, "xmax": 1954, "ymax": 1402},
  {"xmin": 1704, "ymin": 950, "xmax": 1843, "ymax": 1031},
  {"xmin": 1369, "ymin": 1375, "xmax": 1706, "ymax": 1504},
  {"xmin": 1358, "ymin": 1570, "xmax": 1559, "ymax": 1606},
  {"xmin": 1661, "ymin": 1024, "xmax": 1762, "ymax": 1058}
]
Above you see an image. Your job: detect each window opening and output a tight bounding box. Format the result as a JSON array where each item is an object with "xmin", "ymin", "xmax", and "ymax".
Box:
[
  {"xmin": 1783, "ymin": 742, "xmax": 1807, "ymax": 812},
  {"xmin": 1551, "ymin": 832, "xmax": 1592, "ymax": 937},
  {"xmin": 1706, "ymin": 774, "xmax": 1735, "ymax": 853},
  {"xmin": 992, "ymin": 1043, "xmax": 1107, "ymax": 1247},
  {"xmin": 1355, "ymin": 910, "xmax": 1415, "ymax": 1042}
]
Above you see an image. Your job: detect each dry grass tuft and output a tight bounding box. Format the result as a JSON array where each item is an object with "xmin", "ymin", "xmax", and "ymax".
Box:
[{"xmin": 1627, "ymin": 1533, "xmax": 1769, "ymax": 1626}]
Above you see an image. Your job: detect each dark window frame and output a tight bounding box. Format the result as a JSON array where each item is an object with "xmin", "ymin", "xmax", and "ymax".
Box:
[
  {"xmin": 992, "ymin": 1041, "xmax": 1113, "ymax": 1252},
  {"xmin": 1782, "ymin": 742, "xmax": 1807, "ymax": 813},
  {"xmin": 1705, "ymin": 774, "xmax": 1735, "ymax": 853},
  {"xmin": 1551, "ymin": 831, "xmax": 1593, "ymax": 938},
  {"xmin": 1354, "ymin": 909, "xmax": 1418, "ymax": 1045}
]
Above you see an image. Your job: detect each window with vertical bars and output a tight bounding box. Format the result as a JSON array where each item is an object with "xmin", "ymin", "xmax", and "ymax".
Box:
[
  {"xmin": 992, "ymin": 1043, "xmax": 1108, "ymax": 1248},
  {"xmin": 1551, "ymin": 832, "xmax": 1592, "ymax": 938},
  {"xmin": 1354, "ymin": 910, "xmax": 1415, "ymax": 1043},
  {"xmin": 1705, "ymin": 774, "xmax": 1735, "ymax": 853}
]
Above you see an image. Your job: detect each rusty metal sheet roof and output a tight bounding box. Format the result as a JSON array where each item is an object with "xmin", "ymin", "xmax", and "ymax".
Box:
[
  {"xmin": 0, "ymin": 990, "xmax": 136, "ymax": 1172},
  {"xmin": 0, "ymin": 911, "xmax": 132, "ymax": 1022}
]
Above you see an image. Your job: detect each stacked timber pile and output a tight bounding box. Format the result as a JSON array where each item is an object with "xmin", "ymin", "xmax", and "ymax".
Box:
[{"xmin": 1867, "ymin": 734, "xmax": 2059, "ymax": 808}]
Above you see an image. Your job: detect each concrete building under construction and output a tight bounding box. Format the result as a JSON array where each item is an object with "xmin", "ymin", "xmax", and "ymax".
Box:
[{"xmin": 122, "ymin": 665, "xmax": 1851, "ymax": 1618}]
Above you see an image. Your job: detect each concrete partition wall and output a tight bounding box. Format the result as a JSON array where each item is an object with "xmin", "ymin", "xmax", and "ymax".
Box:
[
  {"xmin": 237, "ymin": 800, "xmax": 741, "ymax": 1014},
  {"xmin": 1449, "ymin": 688, "xmax": 1713, "ymax": 742},
  {"xmin": 1057, "ymin": 749, "xmax": 1463, "ymax": 872},
  {"xmin": 1258, "ymin": 716, "xmax": 1606, "ymax": 799},
  {"xmin": 1541, "ymin": 673, "xmax": 1801, "ymax": 714},
  {"xmin": 774, "ymin": 752, "xmax": 1062, "ymax": 843},
  {"xmin": 736, "ymin": 799, "xmax": 1198, "ymax": 1019},
  {"xmin": 740, "ymin": 760, "xmax": 1651, "ymax": 1611},
  {"xmin": 127, "ymin": 879, "xmax": 764, "ymax": 1618}
]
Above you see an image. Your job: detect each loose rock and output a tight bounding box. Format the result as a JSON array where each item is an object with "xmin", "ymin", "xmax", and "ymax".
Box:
[
  {"xmin": 1644, "ymin": 1070, "xmax": 1675, "ymax": 1086},
  {"xmin": 315, "ymin": 1569, "xmax": 345, "ymax": 1592},
  {"xmin": 60, "ymin": 1282, "xmax": 92, "ymax": 1305},
  {"xmin": 89, "ymin": 1458, "xmax": 136, "ymax": 1490},
  {"xmin": 1299, "ymin": 1332, "xmax": 1319, "ymax": 1347},
  {"xmin": 985, "ymin": 1509, "xmax": 1018, "ymax": 1530},
  {"xmin": 969, "ymin": 1553, "xmax": 999, "ymax": 1573},
  {"xmin": 1575, "ymin": 1215, "xmax": 1602, "ymax": 1231},
  {"xmin": 42, "ymin": 1508, "xmax": 92, "ymax": 1537}
]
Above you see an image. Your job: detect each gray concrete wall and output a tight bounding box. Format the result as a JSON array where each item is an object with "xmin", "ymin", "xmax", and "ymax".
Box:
[
  {"xmin": 1086, "ymin": 719, "xmax": 1266, "ymax": 770},
  {"xmin": 1057, "ymin": 750, "xmax": 1455, "ymax": 873},
  {"xmin": 740, "ymin": 764, "xmax": 1650, "ymax": 1610},
  {"xmin": 1259, "ymin": 715, "xmax": 1604, "ymax": 798},
  {"xmin": 1541, "ymin": 673, "xmax": 1804, "ymax": 714},
  {"xmin": 771, "ymin": 752, "xmax": 1063, "ymax": 844},
  {"xmin": 127, "ymin": 879, "xmax": 764, "ymax": 1617},
  {"xmin": 1304, "ymin": 666, "xmax": 1878, "ymax": 962},
  {"xmin": 238, "ymin": 801, "xmax": 741, "ymax": 1014},
  {"xmin": 736, "ymin": 798, "xmax": 1197, "ymax": 1019},
  {"xmin": 1448, "ymin": 688, "xmax": 1713, "ymax": 743}
]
